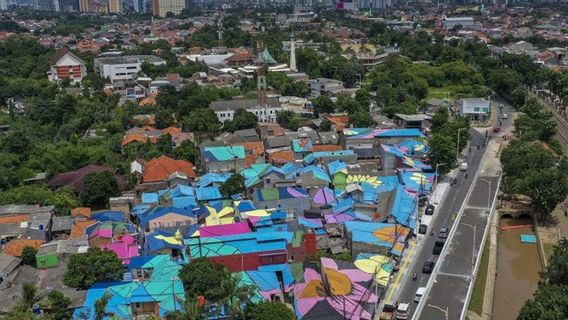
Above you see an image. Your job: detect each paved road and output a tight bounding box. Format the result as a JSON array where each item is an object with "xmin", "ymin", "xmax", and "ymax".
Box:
[
  {"xmin": 394, "ymin": 100, "xmax": 513, "ymax": 319},
  {"xmin": 393, "ymin": 128, "xmax": 485, "ymax": 315}
]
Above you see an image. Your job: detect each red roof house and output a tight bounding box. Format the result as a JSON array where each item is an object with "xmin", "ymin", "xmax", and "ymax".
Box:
[{"xmin": 142, "ymin": 155, "xmax": 197, "ymax": 183}]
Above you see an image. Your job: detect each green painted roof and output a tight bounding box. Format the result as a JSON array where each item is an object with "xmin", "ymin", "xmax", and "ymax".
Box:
[{"xmin": 256, "ymin": 48, "xmax": 277, "ymax": 64}]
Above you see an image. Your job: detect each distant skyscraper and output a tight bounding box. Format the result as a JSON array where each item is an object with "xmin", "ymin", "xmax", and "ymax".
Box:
[
  {"xmin": 78, "ymin": 0, "xmax": 89, "ymax": 11},
  {"xmin": 53, "ymin": 0, "xmax": 79, "ymax": 11},
  {"xmin": 108, "ymin": 0, "xmax": 121, "ymax": 12},
  {"xmin": 0, "ymin": 0, "xmax": 9, "ymax": 10},
  {"xmin": 289, "ymin": 34, "xmax": 297, "ymax": 72},
  {"xmin": 34, "ymin": 0, "xmax": 54, "ymax": 10},
  {"xmin": 151, "ymin": 0, "xmax": 185, "ymax": 17}
]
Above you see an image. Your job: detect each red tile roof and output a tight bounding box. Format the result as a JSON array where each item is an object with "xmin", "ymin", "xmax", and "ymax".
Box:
[
  {"xmin": 48, "ymin": 164, "xmax": 116, "ymax": 194},
  {"xmin": 143, "ymin": 155, "xmax": 197, "ymax": 182},
  {"xmin": 3, "ymin": 239, "xmax": 45, "ymax": 257}
]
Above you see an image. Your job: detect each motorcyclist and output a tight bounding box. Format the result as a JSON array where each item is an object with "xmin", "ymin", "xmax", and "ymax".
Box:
[{"xmin": 413, "ymin": 272, "xmax": 418, "ymax": 281}]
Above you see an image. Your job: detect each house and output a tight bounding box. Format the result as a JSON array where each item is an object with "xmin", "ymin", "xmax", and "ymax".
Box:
[
  {"xmin": 345, "ymin": 221, "xmax": 410, "ymax": 257},
  {"xmin": 139, "ymin": 155, "xmax": 197, "ymax": 184},
  {"xmin": 137, "ymin": 207, "xmax": 198, "ymax": 234},
  {"xmin": 210, "ymin": 97, "xmax": 282, "ymax": 123},
  {"xmin": 0, "ymin": 255, "xmax": 21, "ymax": 282},
  {"xmin": 48, "ymin": 164, "xmax": 124, "ymax": 194},
  {"xmin": 252, "ymin": 187, "xmax": 311, "ymax": 216},
  {"xmin": 460, "ymin": 98, "xmax": 491, "ymax": 121},
  {"xmin": 225, "ymin": 52, "xmax": 256, "ymax": 67},
  {"xmin": 307, "ymin": 78, "xmax": 345, "ymax": 96},
  {"xmin": 48, "ymin": 48, "xmax": 87, "ymax": 83},
  {"xmin": 303, "ymin": 150, "xmax": 358, "ymax": 165},
  {"xmin": 3, "ymin": 239, "xmax": 45, "ymax": 257},
  {"xmin": 93, "ymin": 55, "xmax": 166, "ymax": 83},
  {"xmin": 184, "ymin": 230, "xmax": 316, "ymax": 272},
  {"xmin": 0, "ymin": 205, "xmax": 55, "ymax": 241},
  {"xmin": 202, "ymin": 146, "xmax": 246, "ymax": 173},
  {"xmin": 393, "ymin": 114, "xmax": 431, "ymax": 130}
]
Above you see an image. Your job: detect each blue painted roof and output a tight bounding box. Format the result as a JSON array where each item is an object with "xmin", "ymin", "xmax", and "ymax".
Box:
[
  {"xmin": 195, "ymin": 186, "xmax": 222, "ymax": 201},
  {"xmin": 127, "ymin": 255, "xmax": 157, "ymax": 269},
  {"xmin": 376, "ymin": 128, "xmax": 424, "ymax": 138},
  {"xmin": 203, "ymin": 146, "xmax": 245, "ymax": 162},
  {"xmin": 328, "ymin": 160, "xmax": 347, "ymax": 176},
  {"xmin": 142, "ymin": 192, "xmax": 160, "ymax": 204},
  {"xmin": 197, "ymin": 172, "xmax": 232, "ymax": 188},
  {"xmin": 91, "ymin": 211, "xmax": 124, "ymax": 223},
  {"xmin": 303, "ymin": 150, "xmax": 355, "ymax": 164},
  {"xmin": 139, "ymin": 206, "xmax": 196, "ymax": 227}
]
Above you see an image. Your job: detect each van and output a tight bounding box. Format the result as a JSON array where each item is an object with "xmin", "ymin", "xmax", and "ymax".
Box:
[
  {"xmin": 414, "ymin": 287, "xmax": 426, "ymax": 303},
  {"xmin": 395, "ymin": 303, "xmax": 410, "ymax": 319}
]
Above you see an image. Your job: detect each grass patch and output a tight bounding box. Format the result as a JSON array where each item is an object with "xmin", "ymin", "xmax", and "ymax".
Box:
[
  {"xmin": 468, "ymin": 239, "xmax": 490, "ymax": 315},
  {"xmin": 543, "ymin": 242, "xmax": 555, "ymax": 262}
]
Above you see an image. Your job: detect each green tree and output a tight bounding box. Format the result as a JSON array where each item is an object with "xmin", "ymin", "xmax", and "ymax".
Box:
[
  {"xmin": 220, "ymin": 174, "xmax": 246, "ymax": 197},
  {"xmin": 169, "ymin": 298, "xmax": 204, "ymax": 320},
  {"xmin": 517, "ymin": 284, "xmax": 568, "ymax": 320},
  {"xmin": 155, "ymin": 109, "xmax": 175, "ymax": 129},
  {"xmin": 156, "ymin": 133, "xmax": 173, "ymax": 156},
  {"xmin": 520, "ymin": 168, "xmax": 568, "ymax": 221},
  {"xmin": 282, "ymin": 81, "xmax": 310, "ymax": 97},
  {"xmin": 45, "ymin": 290, "xmax": 72, "ymax": 320},
  {"xmin": 80, "ymin": 171, "xmax": 120, "ymax": 208},
  {"xmin": 431, "ymin": 106, "xmax": 449, "ymax": 131},
  {"xmin": 428, "ymin": 134, "xmax": 456, "ymax": 174},
  {"xmin": 246, "ymin": 302, "xmax": 295, "ymax": 320},
  {"xmin": 20, "ymin": 246, "xmax": 37, "ymax": 267},
  {"xmin": 348, "ymin": 110, "xmax": 377, "ymax": 127},
  {"xmin": 225, "ymin": 108, "xmax": 257, "ymax": 132},
  {"xmin": 319, "ymin": 119, "xmax": 332, "ymax": 131},
  {"xmin": 546, "ymin": 238, "xmax": 568, "ymax": 285},
  {"xmin": 94, "ymin": 293, "xmax": 113, "ymax": 320},
  {"xmin": 219, "ymin": 273, "xmax": 254, "ymax": 319},
  {"xmin": 172, "ymin": 140, "xmax": 198, "ymax": 165},
  {"xmin": 63, "ymin": 247, "xmax": 124, "ymax": 289},
  {"xmin": 21, "ymin": 283, "xmax": 37, "ymax": 309},
  {"xmin": 312, "ymin": 95, "xmax": 335, "ymax": 114},
  {"xmin": 179, "ymin": 258, "xmax": 229, "ymax": 301},
  {"xmin": 183, "ymin": 108, "xmax": 221, "ymax": 143}
]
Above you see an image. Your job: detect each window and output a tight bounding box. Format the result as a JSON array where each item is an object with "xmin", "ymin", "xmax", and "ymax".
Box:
[{"xmin": 265, "ymin": 178, "xmax": 271, "ymax": 184}]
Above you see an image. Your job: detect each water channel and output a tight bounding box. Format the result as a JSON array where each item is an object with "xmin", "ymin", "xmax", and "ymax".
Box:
[{"xmin": 492, "ymin": 217, "xmax": 542, "ymax": 320}]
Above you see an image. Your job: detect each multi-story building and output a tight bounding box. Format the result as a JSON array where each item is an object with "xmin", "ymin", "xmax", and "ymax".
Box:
[
  {"xmin": 108, "ymin": 0, "xmax": 122, "ymax": 12},
  {"xmin": 209, "ymin": 97, "xmax": 282, "ymax": 123},
  {"xmin": 48, "ymin": 49, "xmax": 87, "ymax": 83},
  {"xmin": 53, "ymin": 0, "xmax": 80, "ymax": 12},
  {"xmin": 93, "ymin": 55, "xmax": 166, "ymax": 83},
  {"xmin": 34, "ymin": 0, "xmax": 55, "ymax": 11},
  {"xmin": 151, "ymin": 0, "xmax": 185, "ymax": 17}
]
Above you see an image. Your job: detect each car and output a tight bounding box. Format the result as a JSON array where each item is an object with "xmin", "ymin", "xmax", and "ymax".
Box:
[
  {"xmin": 432, "ymin": 240, "xmax": 445, "ymax": 255},
  {"xmin": 418, "ymin": 224, "xmax": 428, "ymax": 235},
  {"xmin": 460, "ymin": 162, "xmax": 468, "ymax": 171},
  {"xmin": 493, "ymin": 127, "xmax": 501, "ymax": 133},
  {"xmin": 502, "ymin": 113, "xmax": 508, "ymax": 119},
  {"xmin": 425, "ymin": 204, "xmax": 435, "ymax": 216},
  {"xmin": 422, "ymin": 261, "xmax": 435, "ymax": 274},
  {"xmin": 414, "ymin": 287, "xmax": 426, "ymax": 303},
  {"xmin": 438, "ymin": 227, "xmax": 449, "ymax": 239}
]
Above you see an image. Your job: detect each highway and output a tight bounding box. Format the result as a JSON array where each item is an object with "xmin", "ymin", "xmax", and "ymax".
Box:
[{"xmin": 393, "ymin": 99, "xmax": 513, "ymax": 319}]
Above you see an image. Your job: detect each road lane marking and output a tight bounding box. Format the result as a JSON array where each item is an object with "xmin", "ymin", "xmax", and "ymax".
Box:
[{"xmin": 386, "ymin": 241, "xmax": 417, "ymax": 303}]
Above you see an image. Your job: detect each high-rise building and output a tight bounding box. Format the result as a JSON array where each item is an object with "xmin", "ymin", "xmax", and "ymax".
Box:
[
  {"xmin": 0, "ymin": 0, "xmax": 9, "ymax": 10},
  {"xmin": 289, "ymin": 34, "xmax": 297, "ymax": 72},
  {"xmin": 34, "ymin": 0, "xmax": 55, "ymax": 10},
  {"xmin": 108, "ymin": 0, "xmax": 122, "ymax": 12},
  {"xmin": 151, "ymin": 0, "xmax": 185, "ymax": 17},
  {"xmin": 53, "ymin": 0, "xmax": 79, "ymax": 11},
  {"xmin": 78, "ymin": 0, "xmax": 89, "ymax": 11}
]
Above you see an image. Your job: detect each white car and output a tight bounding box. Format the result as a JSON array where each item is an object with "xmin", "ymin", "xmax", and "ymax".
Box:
[{"xmin": 460, "ymin": 162, "xmax": 468, "ymax": 171}]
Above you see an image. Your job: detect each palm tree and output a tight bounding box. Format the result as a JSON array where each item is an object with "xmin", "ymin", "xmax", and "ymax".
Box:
[
  {"xmin": 168, "ymin": 298, "xmax": 204, "ymax": 320},
  {"xmin": 219, "ymin": 273, "xmax": 255, "ymax": 320}
]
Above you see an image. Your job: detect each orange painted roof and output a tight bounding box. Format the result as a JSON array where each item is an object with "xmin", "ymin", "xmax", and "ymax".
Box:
[
  {"xmin": 239, "ymin": 141, "xmax": 265, "ymax": 157},
  {"xmin": 313, "ymin": 144, "xmax": 342, "ymax": 152},
  {"xmin": 268, "ymin": 150, "xmax": 294, "ymax": 164},
  {"xmin": 69, "ymin": 219, "xmax": 96, "ymax": 240},
  {"xmin": 325, "ymin": 115, "xmax": 349, "ymax": 125},
  {"xmin": 161, "ymin": 126, "xmax": 182, "ymax": 136},
  {"xmin": 122, "ymin": 134, "xmax": 158, "ymax": 146},
  {"xmin": 139, "ymin": 94, "xmax": 157, "ymax": 107},
  {"xmin": 0, "ymin": 214, "xmax": 29, "ymax": 225},
  {"xmin": 3, "ymin": 239, "xmax": 45, "ymax": 257},
  {"xmin": 71, "ymin": 207, "xmax": 92, "ymax": 218},
  {"xmin": 143, "ymin": 155, "xmax": 197, "ymax": 182},
  {"xmin": 226, "ymin": 52, "xmax": 255, "ymax": 62}
]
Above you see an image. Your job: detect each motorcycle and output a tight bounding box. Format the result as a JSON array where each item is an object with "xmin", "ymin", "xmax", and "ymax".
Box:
[{"xmin": 413, "ymin": 272, "xmax": 418, "ymax": 281}]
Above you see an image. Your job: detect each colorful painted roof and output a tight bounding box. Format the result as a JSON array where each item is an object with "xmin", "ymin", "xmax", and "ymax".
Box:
[
  {"xmin": 196, "ymin": 172, "xmax": 232, "ymax": 188},
  {"xmin": 254, "ymin": 187, "xmax": 310, "ymax": 201},
  {"xmin": 344, "ymin": 221, "xmax": 410, "ymax": 256},
  {"xmin": 185, "ymin": 231, "xmax": 294, "ymax": 258},
  {"xmin": 327, "ymin": 160, "xmax": 348, "ymax": 176},
  {"xmin": 202, "ymin": 146, "xmax": 245, "ymax": 162},
  {"xmin": 292, "ymin": 138, "xmax": 314, "ymax": 153},
  {"xmin": 293, "ymin": 258, "xmax": 378, "ymax": 320},
  {"xmin": 303, "ymin": 150, "xmax": 355, "ymax": 164}
]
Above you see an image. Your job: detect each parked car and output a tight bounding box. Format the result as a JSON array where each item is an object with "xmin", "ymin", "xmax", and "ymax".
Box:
[
  {"xmin": 493, "ymin": 127, "xmax": 501, "ymax": 133},
  {"xmin": 460, "ymin": 162, "xmax": 468, "ymax": 171},
  {"xmin": 414, "ymin": 287, "xmax": 426, "ymax": 303},
  {"xmin": 418, "ymin": 224, "xmax": 428, "ymax": 235},
  {"xmin": 422, "ymin": 261, "xmax": 435, "ymax": 274},
  {"xmin": 425, "ymin": 204, "xmax": 435, "ymax": 216},
  {"xmin": 438, "ymin": 227, "xmax": 449, "ymax": 239}
]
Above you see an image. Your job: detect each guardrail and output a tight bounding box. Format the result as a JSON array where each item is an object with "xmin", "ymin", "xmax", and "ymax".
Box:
[{"xmin": 459, "ymin": 173, "xmax": 502, "ymax": 320}]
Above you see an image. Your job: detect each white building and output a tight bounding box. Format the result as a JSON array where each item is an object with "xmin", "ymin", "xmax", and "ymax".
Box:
[
  {"xmin": 307, "ymin": 78, "xmax": 345, "ymax": 96},
  {"xmin": 460, "ymin": 98, "xmax": 491, "ymax": 121},
  {"xmin": 443, "ymin": 17, "xmax": 475, "ymax": 29},
  {"xmin": 93, "ymin": 55, "xmax": 166, "ymax": 83},
  {"xmin": 210, "ymin": 97, "xmax": 282, "ymax": 123}
]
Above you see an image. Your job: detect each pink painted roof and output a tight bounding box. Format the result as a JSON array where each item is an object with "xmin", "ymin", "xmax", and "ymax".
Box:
[
  {"xmin": 200, "ymin": 222, "xmax": 251, "ymax": 238},
  {"xmin": 100, "ymin": 237, "xmax": 139, "ymax": 264}
]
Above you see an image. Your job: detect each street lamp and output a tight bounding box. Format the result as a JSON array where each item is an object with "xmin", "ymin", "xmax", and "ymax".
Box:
[
  {"xmin": 434, "ymin": 162, "xmax": 447, "ymax": 187},
  {"xmin": 427, "ymin": 304, "xmax": 449, "ymax": 320},
  {"xmin": 456, "ymin": 128, "xmax": 468, "ymax": 161},
  {"xmin": 462, "ymin": 222, "xmax": 477, "ymax": 276},
  {"xmin": 479, "ymin": 178, "xmax": 492, "ymax": 209}
]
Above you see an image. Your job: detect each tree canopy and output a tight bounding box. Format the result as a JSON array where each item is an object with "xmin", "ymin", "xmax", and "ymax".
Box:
[
  {"xmin": 179, "ymin": 258, "xmax": 229, "ymax": 301},
  {"xmin": 80, "ymin": 171, "xmax": 120, "ymax": 208},
  {"xmin": 63, "ymin": 247, "xmax": 124, "ymax": 289}
]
